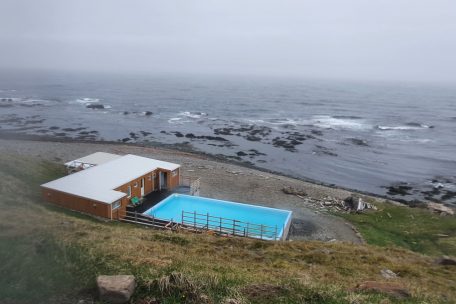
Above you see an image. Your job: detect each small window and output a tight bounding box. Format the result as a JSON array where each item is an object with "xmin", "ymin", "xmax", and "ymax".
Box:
[
  {"xmin": 112, "ymin": 200, "xmax": 121, "ymax": 210},
  {"xmin": 134, "ymin": 182, "xmax": 138, "ymax": 188},
  {"xmin": 172, "ymin": 169, "xmax": 178, "ymax": 177},
  {"xmin": 127, "ymin": 186, "xmax": 131, "ymax": 198},
  {"xmin": 152, "ymin": 173, "xmax": 156, "ymax": 178}
]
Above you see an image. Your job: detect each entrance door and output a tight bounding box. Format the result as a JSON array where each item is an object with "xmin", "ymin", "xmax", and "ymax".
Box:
[
  {"xmin": 140, "ymin": 178, "xmax": 145, "ymax": 196},
  {"xmin": 159, "ymin": 172, "xmax": 168, "ymax": 190}
]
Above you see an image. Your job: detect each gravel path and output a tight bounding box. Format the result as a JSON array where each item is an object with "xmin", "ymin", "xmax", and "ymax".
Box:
[{"xmin": 0, "ymin": 138, "xmax": 367, "ymax": 243}]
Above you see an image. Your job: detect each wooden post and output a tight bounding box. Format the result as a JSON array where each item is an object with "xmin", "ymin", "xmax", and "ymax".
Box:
[
  {"xmin": 181, "ymin": 210, "xmax": 184, "ymax": 225},
  {"xmin": 193, "ymin": 211, "xmax": 196, "ymax": 229},
  {"xmin": 135, "ymin": 211, "xmax": 137, "ymax": 223},
  {"xmin": 232, "ymin": 219, "xmax": 236, "ymax": 236},
  {"xmin": 219, "ymin": 217, "xmax": 222, "ymax": 233},
  {"xmin": 275, "ymin": 225, "xmax": 278, "ymax": 241},
  {"xmin": 206, "ymin": 213, "xmax": 209, "ymax": 230}
]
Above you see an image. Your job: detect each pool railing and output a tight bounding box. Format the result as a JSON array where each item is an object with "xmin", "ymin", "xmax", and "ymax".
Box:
[{"xmin": 181, "ymin": 210, "xmax": 282, "ymax": 240}]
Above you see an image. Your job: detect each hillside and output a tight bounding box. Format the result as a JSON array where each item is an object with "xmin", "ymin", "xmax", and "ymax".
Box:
[{"xmin": 0, "ymin": 144, "xmax": 455, "ymax": 303}]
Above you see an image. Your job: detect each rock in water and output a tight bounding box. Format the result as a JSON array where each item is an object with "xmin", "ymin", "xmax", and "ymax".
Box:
[{"xmin": 97, "ymin": 275, "xmax": 136, "ymax": 304}]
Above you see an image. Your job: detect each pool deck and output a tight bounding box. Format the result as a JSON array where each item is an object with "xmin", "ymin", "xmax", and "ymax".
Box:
[{"xmin": 127, "ymin": 186, "xmax": 191, "ymax": 213}]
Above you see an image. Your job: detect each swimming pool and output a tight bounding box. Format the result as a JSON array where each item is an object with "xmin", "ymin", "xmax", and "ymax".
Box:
[{"xmin": 143, "ymin": 194, "xmax": 292, "ymax": 240}]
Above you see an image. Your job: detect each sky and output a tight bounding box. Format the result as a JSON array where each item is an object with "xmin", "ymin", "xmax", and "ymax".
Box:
[{"xmin": 0, "ymin": 0, "xmax": 455, "ymax": 83}]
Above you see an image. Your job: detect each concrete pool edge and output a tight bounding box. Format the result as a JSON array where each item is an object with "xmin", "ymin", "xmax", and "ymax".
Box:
[{"xmin": 143, "ymin": 193, "xmax": 293, "ymax": 240}]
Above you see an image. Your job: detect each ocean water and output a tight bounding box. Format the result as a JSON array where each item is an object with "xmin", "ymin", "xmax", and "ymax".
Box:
[{"xmin": 1, "ymin": 70, "xmax": 455, "ymax": 204}]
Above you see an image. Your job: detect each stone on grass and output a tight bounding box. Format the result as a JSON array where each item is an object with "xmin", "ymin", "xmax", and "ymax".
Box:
[
  {"xmin": 426, "ymin": 202, "xmax": 454, "ymax": 215},
  {"xmin": 380, "ymin": 269, "xmax": 398, "ymax": 279},
  {"xmin": 353, "ymin": 281, "xmax": 410, "ymax": 299},
  {"xmin": 97, "ymin": 275, "xmax": 136, "ymax": 304},
  {"xmin": 435, "ymin": 256, "xmax": 456, "ymax": 266}
]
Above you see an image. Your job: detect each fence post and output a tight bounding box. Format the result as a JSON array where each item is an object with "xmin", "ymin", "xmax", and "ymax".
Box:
[
  {"xmin": 260, "ymin": 224, "xmax": 263, "ymax": 239},
  {"xmin": 206, "ymin": 213, "xmax": 209, "ymax": 230},
  {"xmin": 275, "ymin": 225, "xmax": 278, "ymax": 241},
  {"xmin": 134, "ymin": 211, "xmax": 137, "ymax": 223},
  {"xmin": 193, "ymin": 211, "xmax": 196, "ymax": 229},
  {"xmin": 181, "ymin": 210, "xmax": 184, "ymax": 225},
  {"xmin": 233, "ymin": 219, "xmax": 236, "ymax": 236},
  {"xmin": 219, "ymin": 217, "xmax": 222, "ymax": 233}
]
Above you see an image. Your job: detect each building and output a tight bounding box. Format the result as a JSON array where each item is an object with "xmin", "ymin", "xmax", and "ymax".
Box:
[{"xmin": 41, "ymin": 153, "xmax": 181, "ymax": 219}]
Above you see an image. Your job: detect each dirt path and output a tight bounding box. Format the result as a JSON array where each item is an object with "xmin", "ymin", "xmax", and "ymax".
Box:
[{"xmin": 0, "ymin": 138, "xmax": 365, "ymax": 242}]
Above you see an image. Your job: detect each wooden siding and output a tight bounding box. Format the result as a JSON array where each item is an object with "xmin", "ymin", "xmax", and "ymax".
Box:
[
  {"xmin": 42, "ymin": 166, "xmax": 181, "ymax": 220},
  {"xmin": 42, "ymin": 188, "xmax": 112, "ymax": 218}
]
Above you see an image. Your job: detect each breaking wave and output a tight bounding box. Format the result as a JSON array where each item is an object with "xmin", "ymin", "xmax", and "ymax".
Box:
[
  {"xmin": 312, "ymin": 115, "xmax": 370, "ymax": 130},
  {"xmin": 75, "ymin": 97, "xmax": 101, "ymax": 104},
  {"xmin": 376, "ymin": 122, "xmax": 433, "ymax": 131},
  {"xmin": 179, "ymin": 111, "xmax": 208, "ymax": 119}
]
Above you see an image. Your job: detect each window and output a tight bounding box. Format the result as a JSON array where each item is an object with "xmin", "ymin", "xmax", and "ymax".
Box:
[
  {"xmin": 127, "ymin": 186, "xmax": 131, "ymax": 198},
  {"xmin": 172, "ymin": 169, "xmax": 178, "ymax": 177},
  {"xmin": 112, "ymin": 200, "xmax": 121, "ymax": 210},
  {"xmin": 134, "ymin": 182, "xmax": 138, "ymax": 188}
]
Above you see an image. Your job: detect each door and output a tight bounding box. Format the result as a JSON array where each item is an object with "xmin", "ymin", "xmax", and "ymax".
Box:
[
  {"xmin": 159, "ymin": 172, "xmax": 168, "ymax": 190},
  {"xmin": 140, "ymin": 178, "xmax": 145, "ymax": 196}
]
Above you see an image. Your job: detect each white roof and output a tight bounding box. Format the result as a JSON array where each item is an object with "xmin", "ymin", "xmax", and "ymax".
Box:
[
  {"xmin": 42, "ymin": 154, "xmax": 180, "ymax": 204},
  {"xmin": 64, "ymin": 152, "xmax": 121, "ymax": 167}
]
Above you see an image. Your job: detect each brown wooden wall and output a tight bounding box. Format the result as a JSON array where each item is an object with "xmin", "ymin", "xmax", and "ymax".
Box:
[
  {"xmin": 42, "ymin": 188, "xmax": 111, "ymax": 218},
  {"xmin": 42, "ymin": 166, "xmax": 181, "ymax": 220}
]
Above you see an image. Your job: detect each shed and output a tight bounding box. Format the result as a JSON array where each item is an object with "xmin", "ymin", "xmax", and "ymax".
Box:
[{"xmin": 41, "ymin": 153, "xmax": 181, "ymax": 219}]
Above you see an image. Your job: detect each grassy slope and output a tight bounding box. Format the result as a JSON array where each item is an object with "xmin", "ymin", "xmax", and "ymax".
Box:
[
  {"xmin": 0, "ymin": 154, "xmax": 455, "ymax": 303},
  {"xmin": 340, "ymin": 202, "xmax": 456, "ymax": 256}
]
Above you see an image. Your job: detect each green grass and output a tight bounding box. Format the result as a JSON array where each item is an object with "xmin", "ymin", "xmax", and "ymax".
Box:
[
  {"xmin": 1, "ymin": 153, "xmax": 455, "ymax": 303},
  {"xmin": 340, "ymin": 201, "xmax": 456, "ymax": 256}
]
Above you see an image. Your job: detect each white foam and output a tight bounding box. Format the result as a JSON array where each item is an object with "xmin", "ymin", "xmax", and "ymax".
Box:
[
  {"xmin": 168, "ymin": 117, "xmax": 191, "ymax": 124},
  {"xmin": 312, "ymin": 115, "xmax": 369, "ymax": 130},
  {"xmin": 75, "ymin": 98, "xmax": 100, "ymax": 104},
  {"xmin": 179, "ymin": 111, "xmax": 208, "ymax": 119},
  {"xmin": 377, "ymin": 124, "xmax": 430, "ymax": 131}
]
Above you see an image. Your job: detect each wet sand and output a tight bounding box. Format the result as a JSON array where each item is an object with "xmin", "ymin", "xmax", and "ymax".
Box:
[{"xmin": 0, "ymin": 137, "xmax": 380, "ymax": 243}]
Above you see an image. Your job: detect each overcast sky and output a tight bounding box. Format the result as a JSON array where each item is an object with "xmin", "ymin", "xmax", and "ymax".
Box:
[{"xmin": 1, "ymin": 0, "xmax": 455, "ymax": 83}]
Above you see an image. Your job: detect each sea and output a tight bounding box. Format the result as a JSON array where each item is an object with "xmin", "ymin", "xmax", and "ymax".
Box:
[{"xmin": 1, "ymin": 70, "xmax": 455, "ymax": 205}]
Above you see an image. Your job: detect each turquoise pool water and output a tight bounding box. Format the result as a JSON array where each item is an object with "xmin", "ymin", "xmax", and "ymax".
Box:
[{"xmin": 143, "ymin": 194, "xmax": 292, "ymax": 239}]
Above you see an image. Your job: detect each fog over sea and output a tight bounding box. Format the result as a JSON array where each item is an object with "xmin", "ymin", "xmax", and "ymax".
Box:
[{"xmin": 1, "ymin": 70, "xmax": 455, "ymax": 205}]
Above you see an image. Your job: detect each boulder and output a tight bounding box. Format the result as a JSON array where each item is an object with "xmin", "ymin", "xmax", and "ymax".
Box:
[
  {"xmin": 97, "ymin": 275, "xmax": 136, "ymax": 304},
  {"xmin": 282, "ymin": 186, "xmax": 307, "ymax": 197},
  {"xmin": 435, "ymin": 256, "xmax": 456, "ymax": 266},
  {"xmin": 380, "ymin": 269, "xmax": 398, "ymax": 279},
  {"xmin": 343, "ymin": 195, "xmax": 376, "ymax": 212},
  {"xmin": 353, "ymin": 281, "xmax": 410, "ymax": 299},
  {"xmin": 426, "ymin": 202, "xmax": 454, "ymax": 215}
]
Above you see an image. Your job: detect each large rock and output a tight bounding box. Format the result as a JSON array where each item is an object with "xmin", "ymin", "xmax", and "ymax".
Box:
[
  {"xmin": 353, "ymin": 281, "xmax": 410, "ymax": 299},
  {"xmin": 427, "ymin": 202, "xmax": 454, "ymax": 215},
  {"xmin": 380, "ymin": 269, "xmax": 398, "ymax": 279},
  {"xmin": 97, "ymin": 275, "xmax": 136, "ymax": 304},
  {"xmin": 435, "ymin": 256, "xmax": 456, "ymax": 266}
]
